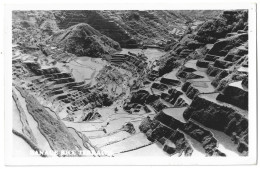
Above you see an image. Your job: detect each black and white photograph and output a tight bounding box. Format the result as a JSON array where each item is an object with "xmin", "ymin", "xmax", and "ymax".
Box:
[{"xmin": 2, "ymin": 0, "xmax": 258, "ymax": 166}]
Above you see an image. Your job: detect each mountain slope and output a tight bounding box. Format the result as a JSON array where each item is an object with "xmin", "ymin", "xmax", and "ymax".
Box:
[
  {"xmin": 54, "ymin": 10, "xmax": 221, "ymax": 47},
  {"xmin": 49, "ymin": 23, "xmax": 121, "ymax": 57}
]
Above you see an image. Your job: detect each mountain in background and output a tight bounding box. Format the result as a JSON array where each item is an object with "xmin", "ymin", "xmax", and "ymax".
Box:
[
  {"xmin": 54, "ymin": 10, "xmax": 221, "ymax": 47},
  {"xmin": 12, "ymin": 10, "xmax": 221, "ymax": 56}
]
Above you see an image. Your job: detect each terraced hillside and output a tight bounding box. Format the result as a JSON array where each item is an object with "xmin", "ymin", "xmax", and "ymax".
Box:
[
  {"xmin": 54, "ymin": 10, "xmax": 221, "ymax": 48},
  {"xmin": 12, "ymin": 10, "xmax": 249, "ymax": 157}
]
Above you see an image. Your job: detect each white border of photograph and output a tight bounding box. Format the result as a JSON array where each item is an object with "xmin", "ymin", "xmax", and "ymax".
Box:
[{"xmin": 4, "ymin": 1, "xmax": 257, "ymax": 166}]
